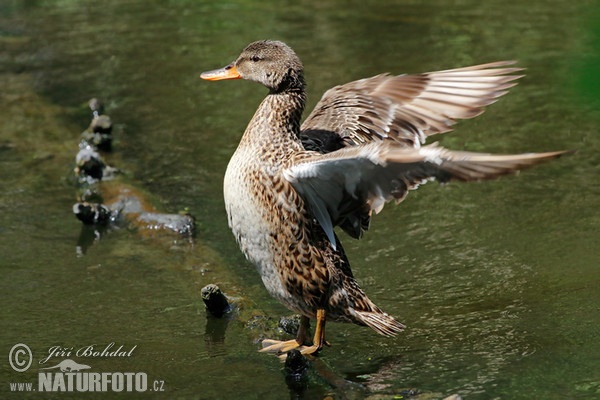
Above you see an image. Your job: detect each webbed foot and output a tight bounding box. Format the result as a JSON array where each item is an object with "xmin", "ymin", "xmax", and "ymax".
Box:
[{"xmin": 259, "ymin": 309, "xmax": 328, "ymax": 358}]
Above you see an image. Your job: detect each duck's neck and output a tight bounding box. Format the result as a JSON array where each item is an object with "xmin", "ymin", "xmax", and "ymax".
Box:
[{"xmin": 240, "ymin": 87, "xmax": 307, "ymax": 157}]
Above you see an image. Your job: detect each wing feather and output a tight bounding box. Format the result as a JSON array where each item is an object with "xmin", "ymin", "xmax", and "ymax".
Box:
[
  {"xmin": 301, "ymin": 61, "xmax": 523, "ymax": 150},
  {"xmin": 285, "ymin": 143, "xmax": 568, "ymax": 246}
]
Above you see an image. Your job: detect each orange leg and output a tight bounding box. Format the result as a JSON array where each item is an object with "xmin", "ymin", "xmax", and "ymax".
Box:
[
  {"xmin": 296, "ymin": 309, "xmax": 327, "ymax": 355},
  {"xmin": 260, "ymin": 310, "xmax": 327, "ymax": 355}
]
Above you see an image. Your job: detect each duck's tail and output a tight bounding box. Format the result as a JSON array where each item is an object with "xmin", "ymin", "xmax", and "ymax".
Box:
[
  {"xmin": 339, "ymin": 277, "xmax": 406, "ymax": 336},
  {"xmin": 354, "ymin": 309, "xmax": 406, "ymax": 336}
]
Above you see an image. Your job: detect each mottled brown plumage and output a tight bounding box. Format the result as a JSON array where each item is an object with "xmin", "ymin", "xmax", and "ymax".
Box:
[{"xmin": 200, "ymin": 40, "xmax": 568, "ymax": 355}]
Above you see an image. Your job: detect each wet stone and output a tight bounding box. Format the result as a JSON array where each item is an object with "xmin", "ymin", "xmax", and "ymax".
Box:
[
  {"xmin": 80, "ymin": 98, "xmax": 113, "ymax": 151},
  {"xmin": 74, "ymin": 145, "xmax": 117, "ymax": 183},
  {"xmin": 137, "ymin": 212, "xmax": 195, "ymax": 236},
  {"xmin": 201, "ymin": 284, "xmax": 231, "ymax": 318},
  {"xmin": 81, "ymin": 115, "xmax": 113, "ymax": 151},
  {"xmin": 278, "ymin": 314, "xmax": 301, "ymax": 336},
  {"xmin": 73, "ymin": 202, "xmax": 113, "ymax": 225}
]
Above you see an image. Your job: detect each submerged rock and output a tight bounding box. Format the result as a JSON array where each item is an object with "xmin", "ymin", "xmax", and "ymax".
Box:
[
  {"xmin": 74, "ymin": 145, "xmax": 118, "ymax": 184},
  {"xmin": 73, "ymin": 202, "xmax": 113, "ymax": 225},
  {"xmin": 81, "ymin": 98, "xmax": 113, "ymax": 151},
  {"xmin": 201, "ymin": 284, "xmax": 231, "ymax": 318},
  {"xmin": 137, "ymin": 212, "xmax": 195, "ymax": 236},
  {"xmin": 71, "ymin": 98, "xmax": 195, "ymax": 250},
  {"xmin": 278, "ymin": 315, "xmax": 301, "ymax": 336},
  {"xmin": 72, "ymin": 183, "xmax": 195, "ymax": 237},
  {"xmin": 81, "ymin": 115, "xmax": 113, "ymax": 151}
]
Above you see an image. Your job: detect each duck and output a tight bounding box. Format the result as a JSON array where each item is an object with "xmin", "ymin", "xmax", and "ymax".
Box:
[{"xmin": 200, "ymin": 40, "xmax": 567, "ymax": 356}]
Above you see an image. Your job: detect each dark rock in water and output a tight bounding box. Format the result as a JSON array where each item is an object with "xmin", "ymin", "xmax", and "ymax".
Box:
[
  {"xmin": 71, "ymin": 98, "xmax": 194, "ymax": 249},
  {"xmin": 278, "ymin": 314, "xmax": 301, "ymax": 336},
  {"xmin": 285, "ymin": 349, "xmax": 309, "ymax": 375},
  {"xmin": 75, "ymin": 146, "xmax": 105, "ymax": 181},
  {"xmin": 73, "ymin": 202, "xmax": 113, "ymax": 225},
  {"xmin": 201, "ymin": 284, "xmax": 231, "ymax": 317},
  {"xmin": 72, "ymin": 181, "xmax": 195, "ymax": 241},
  {"xmin": 90, "ymin": 115, "xmax": 112, "ymax": 134},
  {"xmin": 74, "ymin": 145, "xmax": 117, "ymax": 183},
  {"xmin": 284, "ymin": 350, "xmax": 309, "ymax": 397},
  {"xmin": 81, "ymin": 115, "xmax": 113, "ymax": 151},
  {"xmin": 81, "ymin": 98, "xmax": 113, "ymax": 151}
]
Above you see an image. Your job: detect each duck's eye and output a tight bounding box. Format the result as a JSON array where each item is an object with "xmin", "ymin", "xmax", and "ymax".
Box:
[{"xmin": 250, "ymin": 55, "xmax": 262, "ymax": 62}]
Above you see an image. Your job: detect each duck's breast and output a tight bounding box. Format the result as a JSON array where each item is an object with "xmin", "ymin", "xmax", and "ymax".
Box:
[{"xmin": 223, "ymin": 147, "xmax": 297, "ymax": 304}]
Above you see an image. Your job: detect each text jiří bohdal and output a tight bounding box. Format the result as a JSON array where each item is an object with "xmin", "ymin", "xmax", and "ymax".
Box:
[{"xmin": 39, "ymin": 343, "xmax": 137, "ymax": 365}]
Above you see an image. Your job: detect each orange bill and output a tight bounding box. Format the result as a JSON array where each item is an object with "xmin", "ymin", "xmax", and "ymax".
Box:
[{"xmin": 200, "ymin": 64, "xmax": 241, "ymax": 80}]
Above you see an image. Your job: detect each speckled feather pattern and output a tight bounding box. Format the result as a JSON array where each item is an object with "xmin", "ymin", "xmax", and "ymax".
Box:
[{"xmin": 223, "ymin": 91, "xmax": 402, "ymax": 334}]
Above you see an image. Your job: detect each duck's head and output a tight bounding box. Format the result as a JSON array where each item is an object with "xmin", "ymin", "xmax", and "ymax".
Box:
[{"xmin": 201, "ymin": 40, "xmax": 304, "ymax": 93}]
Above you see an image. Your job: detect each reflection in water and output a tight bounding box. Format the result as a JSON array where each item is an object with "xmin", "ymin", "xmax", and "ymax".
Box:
[
  {"xmin": 284, "ymin": 350, "xmax": 309, "ymax": 399},
  {"xmin": 75, "ymin": 223, "xmax": 109, "ymax": 256},
  {"xmin": 204, "ymin": 315, "xmax": 231, "ymax": 358}
]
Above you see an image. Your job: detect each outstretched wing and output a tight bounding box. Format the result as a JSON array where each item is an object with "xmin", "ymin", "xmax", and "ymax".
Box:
[
  {"xmin": 300, "ymin": 61, "xmax": 523, "ymax": 151},
  {"xmin": 284, "ymin": 143, "xmax": 568, "ymax": 246}
]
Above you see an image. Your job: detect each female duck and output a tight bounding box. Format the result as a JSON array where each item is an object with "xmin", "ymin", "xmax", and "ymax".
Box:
[{"xmin": 201, "ymin": 40, "xmax": 566, "ymax": 355}]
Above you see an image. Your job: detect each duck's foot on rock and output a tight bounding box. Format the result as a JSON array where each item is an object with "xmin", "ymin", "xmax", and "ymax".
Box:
[
  {"xmin": 260, "ymin": 339, "xmax": 303, "ymax": 354},
  {"xmin": 260, "ymin": 339, "xmax": 326, "ymax": 358},
  {"xmin": 260, "ymin": 310, "xmax": 329, "ymax": 358}
]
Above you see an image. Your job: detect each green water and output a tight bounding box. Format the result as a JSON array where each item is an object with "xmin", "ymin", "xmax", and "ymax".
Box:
[{"xmin": 1, "ymin": 1, "xmax": 599, "ymax": 399}]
